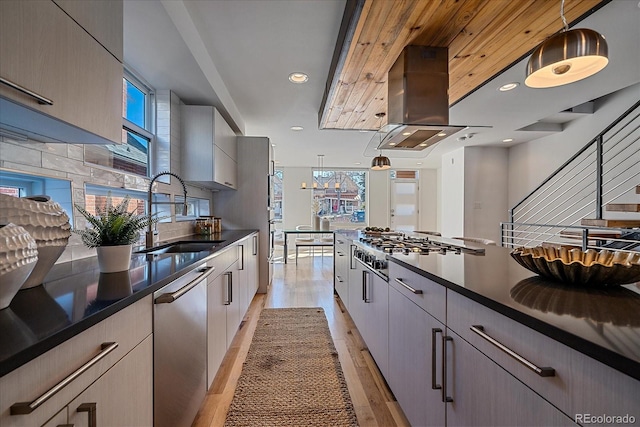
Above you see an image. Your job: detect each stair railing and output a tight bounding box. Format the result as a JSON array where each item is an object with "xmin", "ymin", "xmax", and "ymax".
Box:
[{"xmin": 504, "ymin": 100, "xmax": 640, "ymax": 248}]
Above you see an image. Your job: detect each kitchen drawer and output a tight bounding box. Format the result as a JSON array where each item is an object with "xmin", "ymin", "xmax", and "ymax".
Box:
[
  {"xmin": 207, "ymin": 245, "xmax": 238, "ymax": 273},
  {"xmin": 447, "ymin": 290, "xmax": 640, "ymax": 422},
  {"xmin": 389, "ymin": 262, "xmax": 446, "ymax": 322},
  {"xmin": 0, "ymin": 295, "xmax": 152, "ymax": 427}
]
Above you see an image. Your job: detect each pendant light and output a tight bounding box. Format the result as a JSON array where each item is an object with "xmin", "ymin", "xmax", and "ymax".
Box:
[
  {"xmin": 370, "ymin": 112, "xmax": 391, "ymax": 171},
  {"xmin": 525, "ymin": 0, "xmax": 608, "ymax": 88}
]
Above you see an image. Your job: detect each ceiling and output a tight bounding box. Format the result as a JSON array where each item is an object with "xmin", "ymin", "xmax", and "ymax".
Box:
[{"xmin": 124, "ymin": 0, "xmax": 640, "ymax": 170}]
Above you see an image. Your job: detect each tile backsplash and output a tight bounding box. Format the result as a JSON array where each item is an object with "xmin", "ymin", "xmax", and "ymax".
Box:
[{"xmin": 0, "ymin": 91, "xmax": 213, "ymax": 264}]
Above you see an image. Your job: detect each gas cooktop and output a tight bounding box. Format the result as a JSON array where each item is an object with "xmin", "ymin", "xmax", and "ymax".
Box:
[{"xmin": 359, "ymin": 234, "xmax": 485, "ymax": 255}]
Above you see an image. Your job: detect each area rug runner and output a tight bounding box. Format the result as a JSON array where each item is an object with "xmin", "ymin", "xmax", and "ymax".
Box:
[{"xmin": 224, "ymin": 307, "xmax": 358, "ymax": 426}]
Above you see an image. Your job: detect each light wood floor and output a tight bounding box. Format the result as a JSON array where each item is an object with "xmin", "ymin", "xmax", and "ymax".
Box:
[{"xmin": 192, "ymin": 251, "xmax": 410, "ymax": 427}]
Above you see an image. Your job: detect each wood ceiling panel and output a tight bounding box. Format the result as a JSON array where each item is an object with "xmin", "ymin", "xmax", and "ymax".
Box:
[{"xmin": 320, "ymin": 0, "xmax": 606, "ymax": 130}]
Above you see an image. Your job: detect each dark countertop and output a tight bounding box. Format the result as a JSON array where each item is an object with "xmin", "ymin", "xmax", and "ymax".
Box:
[
  {"xmin": 335, "ymin": 230, "xmax": 640, "ymax": 381},
  {"xmin": 0, "ymin": 230, "xmax": 257, "ymax": 377}
]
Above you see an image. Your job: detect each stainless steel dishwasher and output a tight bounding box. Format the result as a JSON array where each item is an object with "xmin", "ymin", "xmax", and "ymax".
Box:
[{"xmin": 153, "ymin": 264, "xmax": 215, "ymax": 427}]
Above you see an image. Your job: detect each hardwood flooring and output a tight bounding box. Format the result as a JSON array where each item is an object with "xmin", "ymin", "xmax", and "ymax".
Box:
[{"xmin": 192, "ymin": 252, "xmax": 409, "ymax": 427}]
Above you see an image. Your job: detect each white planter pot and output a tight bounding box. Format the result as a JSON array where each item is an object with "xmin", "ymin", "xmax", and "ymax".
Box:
[{"xmin": 96, "ymin": 245, "xmax": 132, "ymax": 273}]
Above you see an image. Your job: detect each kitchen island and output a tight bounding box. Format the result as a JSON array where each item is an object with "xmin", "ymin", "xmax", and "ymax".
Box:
[{"xmin": 334, "ymin": 230, "xmax": 640, "ymax": 427}]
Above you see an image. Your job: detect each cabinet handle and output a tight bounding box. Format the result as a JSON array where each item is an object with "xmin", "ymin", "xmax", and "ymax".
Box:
[
  {"xmin": 11, "ymin": 343, "xmax": 119, "ymax": 415},
  {"xmin": 253, "ymin": 235, "xmax": 258, "ymax": 255},
  {"xmin": 470, "ymin": 325, "xmax": 555, "ymax": 377},
  {"xmin": 224, "ymin": 181, "xmax": 234, "ymax": 186},
  {"xmin": 336, "ymin": 275, "xmax": 343, "ymax": 283},
  {"xmin": 77, "ymin": 402, "xmax": 97, "ymax": 427},
  {"xmin": 350, "ymin": 245, "xmax": 356, "ymax": 269},
  {"xmin": 337, "ymin": 251, "xmax": 345, "ymax": 257},
  {"xmin": 431, "ymin": 328, "xmax": 442, "ymax": 390},
  {"xmin": 154, "ymin": 266, "xmax": 215, "ymax": 304},
  {"xmin": 0, "ymin": 76, "xmax": 54, "ymax": 105},
  {"xmin": 239, "ymin": 245, "xmax": 244, "ymax": 270},
  {"xmin": 363, "ymin": 271, "xmax": 371, "ymax": 303},
  {"xmin": 394, "ymin": 278, "xmax": 423, "ymax": 294},
  {"xmin": 224, "ymin": 271, "xmax": 233, "ymax": 305},
  {"xmin": 441, "ymin": 335, "xmax": 453, "ymax": 403}
]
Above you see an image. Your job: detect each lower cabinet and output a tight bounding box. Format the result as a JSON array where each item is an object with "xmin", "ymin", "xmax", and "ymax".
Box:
[
  {"xmin": 444, "ymin": 330, "xmax": 574, "ymax": 427},
  {"xmin": 333, "ymin": 236, "xmax": 352, "ymax": 307},
  {"xmin": 225, "ymin": 260, "xmax": 242, "ymax": 349},
  {"xmin": 351, "ymin": 259, "xmax": 389, "ymax": 378},
  {"xmin": 66, "ymin": 336, "xmax": 153, "ymax": 427},
  {"xmin": 388, "ymin": 285, "xmax": 445, "ymax": 427}
]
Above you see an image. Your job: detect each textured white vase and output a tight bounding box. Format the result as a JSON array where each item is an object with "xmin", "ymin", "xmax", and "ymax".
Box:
[
  {"xmin": 96, "ymin": 245, "xmax": 133, "ymax": 273},
  {"xmin": 0, "ymin": 194, "xmax": 71, "ymax": 288},
  {"xmin": 0, "ymin": 223, "xmax": 38, "ymax": 309}
]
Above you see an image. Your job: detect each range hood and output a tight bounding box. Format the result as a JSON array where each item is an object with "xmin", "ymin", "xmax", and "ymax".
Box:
[{"xmin": 368, "ymin": 46, "xmax": 467, "ymax": 154}]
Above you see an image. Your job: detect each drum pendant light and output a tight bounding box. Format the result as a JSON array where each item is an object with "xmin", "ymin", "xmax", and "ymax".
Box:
[
  {"xmin": 525, "ymin": 0, "xmax": 608, "ymax": 88},
  {"xmin": 371, "ymin": 112, "xmax": 391, "ymax": 171}
]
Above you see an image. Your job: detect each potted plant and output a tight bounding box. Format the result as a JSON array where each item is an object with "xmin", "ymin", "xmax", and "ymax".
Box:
[{"xmin": 74, "ymin": 195, "xmax": 162, "ymax": 273}]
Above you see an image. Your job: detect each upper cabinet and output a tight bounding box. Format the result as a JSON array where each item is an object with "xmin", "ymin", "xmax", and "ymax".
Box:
[
  {"xmin": 52, "ymin": 0, "xmax": 123, "ymax": 62},
  {"xmin": 0, "ymin": 0, "xmax": 123, "ymax": 144},
  {"xmin": 181, "ymin": 106, "xmax": 238, "ymax": 190}
]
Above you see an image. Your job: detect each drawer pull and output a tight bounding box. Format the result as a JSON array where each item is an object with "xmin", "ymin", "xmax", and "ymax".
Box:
[
  {"xmin": 155, "ymin": 266, "xmax": 215, "ymax": 304},
  {"xmin": 431, "ymin": 328, "xmax": 442, "ymax": 390},
  {"xmin": 441, "ymin": 335, "xmax": 453, "ymax": 403},
  {"xmin": 11, "ymin": 342, "xmax": 119, "ymax": 415},
  {"xmin": 224, "ymin": 271, "xmax": 233, "ymax": 305},
  {"xmin": 336, "ymin": 275, "xmax": 343, "ymax": 283},
  {"xmin": 77, "ymin": 402, "xmax": 97, "ymax": 427},
  {"xmin": 394, "ymin": 278, "xmax": 423, "ymax": 294},
  {"xmin": 470, "ymin": 325, "xmax": 555, "ymax": 377},
  {"xmin": 0, "ymin": 76, "xmax": 54, "ymax": 105}
]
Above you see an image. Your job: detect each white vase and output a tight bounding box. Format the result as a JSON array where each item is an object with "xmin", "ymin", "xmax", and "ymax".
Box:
[
  {"xmin": 96, "ymin": 245, "xmax": 133, "ymax": 273},
  {"xmin": 313, "ymin": 214, "xmax": 321, "ymax": 230},
  {"xmin": 0, "ymin": 194, "xmax": 71, "ymax": 288},
  {"xmin": 321, "ymin": 218, "xmax": 330, "ymax": 231},
  {"xmin": 0, "ymin": 223, "xmax": 38, "ymax": 309}
]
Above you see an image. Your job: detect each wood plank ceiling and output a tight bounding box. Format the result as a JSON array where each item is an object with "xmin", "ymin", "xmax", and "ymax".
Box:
[{"xmin": 319, "ymin": 0, "xmax": 605, "ymax": 131}]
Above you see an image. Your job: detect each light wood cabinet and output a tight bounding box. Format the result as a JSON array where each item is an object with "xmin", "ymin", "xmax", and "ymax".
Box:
[
  {"xmin": 351, "ymin": 259, "xmax": 389, "ymax": 378},
  {"xmin": 388, "ymin": 285, "xmax": 445, "ymax": 427},
  {"xmin": 333, "ymin": 236, "xmax": 351, "ymax": 306},
  {"xmin": 52, "ymin": 0, "xmax": 123, "ymax": 61},
  {"xmin": 0, "ymin": 295, "xmax": 152, "ymax": 427},
  {"xmin": 181, "ymin": 106, "xmax": 237, "ymax": 190},
  {"xmin": 0, "ymin": 0, "xmax": 122, "ymax": 144},
  {"xmin": 445, "ymin": 330, "xmax": 574, "ymax": 427},
  {"xmin": 66, "ymin": 336, "xmax": 153, "ymax": 427}
]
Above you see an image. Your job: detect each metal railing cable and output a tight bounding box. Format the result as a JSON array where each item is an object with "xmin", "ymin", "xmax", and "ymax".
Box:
[{"xmin": 505, "ymin": 101, "xmax": 640, "ymax": 248}]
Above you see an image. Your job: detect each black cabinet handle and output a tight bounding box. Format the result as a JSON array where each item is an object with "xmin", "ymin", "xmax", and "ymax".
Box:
[{"xmin": 431, "ymin": 328, "xmax": 442, "ymax": 390}]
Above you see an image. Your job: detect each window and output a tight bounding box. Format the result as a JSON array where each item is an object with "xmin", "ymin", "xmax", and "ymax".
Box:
[
  {"xmin": 83, "ymin": 185, "xmax": 171, "ymax": 224},
  {"xmin": 311, "ymin": 170, "xmax": 366, "ymax": 224},
  {"xmin": 84, "ymin": 69, "xmax": 154, "ymax": 177},
  {"xmin": 0, "ymin": 170, "xmax": 74, "ymax": 226},
  {"xmin": 175, "ymin": 196, "xmax": 211, "ymax": 221}
]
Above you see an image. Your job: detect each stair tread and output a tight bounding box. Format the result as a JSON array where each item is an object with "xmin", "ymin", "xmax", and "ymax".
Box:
[
  {"xmin": 605, "ymin": 203, "xmax": 640, "ymax": 212},
  {"xmin": 581, "ymin": 218, "xmax": 640, "ymax": 228}
]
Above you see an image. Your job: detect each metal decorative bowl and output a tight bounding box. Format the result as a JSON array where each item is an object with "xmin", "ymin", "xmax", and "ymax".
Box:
[{"xmin": 510, "ymin": 246, "xmax": 640, "ymax": 287}]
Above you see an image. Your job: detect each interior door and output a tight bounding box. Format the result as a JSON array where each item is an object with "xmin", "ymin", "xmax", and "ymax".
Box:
[{"xmin": 390, "ymin": 177, "xmax": 419, "ymax": 231}]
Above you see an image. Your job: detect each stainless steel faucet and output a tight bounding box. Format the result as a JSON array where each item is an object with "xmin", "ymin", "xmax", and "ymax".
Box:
[{"xmin": 147, "ymin": 171, "xmax": 188, "ymax": 248}]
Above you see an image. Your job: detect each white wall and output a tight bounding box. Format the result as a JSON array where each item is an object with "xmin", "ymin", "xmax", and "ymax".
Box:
[
  {"xmin": 463, "ymin": 146, "xmax": 509, "ymax": 242},
  {"xmin": 508, "ymin": 83, "xmax": 640, "ymax": 207},
  {"xmin": 368, "ymin": 169, "xmax": 390, "ymax": 228},
  {"xmin": 281, "ymin": 167, "xmax": 313, "ymax": 230},
  {"xmin": 441, "ymin": 148, "xmax": 465, "ymax": 237},
  {"xmin": 418, "ymin": 168, "xmax": 438, "ymax": 232}
]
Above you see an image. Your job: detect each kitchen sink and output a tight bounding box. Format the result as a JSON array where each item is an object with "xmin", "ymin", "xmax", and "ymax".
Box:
[{"xmin": 135, "ymin": 241, "xmax": 224, "ymax": 255}]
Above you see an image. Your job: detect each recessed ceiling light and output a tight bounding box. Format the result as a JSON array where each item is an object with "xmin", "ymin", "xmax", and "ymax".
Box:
[
  {"xmin": 416, "ymin": 162, "xmax": 423, "ymax": 165},
  {"xmin": 354, "ymin": 162, "xmax": 361, "ymax": 165},
  {"xmin": 499, "ymin": 82, "xmax": 519, "ymax": 92},
  {"xmin": 402, "ymin": 132, "xmax": 411, "ymax": 136},
  {"xmin": 271, "ymin": 143, "xmax": 276, "ymax": 146},
  {"xmin": 290, "ymin": 126, "xmax": 304, "ymax": 131},
  {"xmin": 419, "ymin": 143, "xmax": 428, "ymax": 147},
  {"xmin": 288, "ymin": 72, "xmax": 309, "ymax": 84},
  {"xmin": 389, "ymin": 142, "xmax": 397, "ymax": 146},
  {"xmin": 437, "ymin": 132, "xmax": 447, "ymax": 137},
  {"xmin": 359, "ymin": 130, "xmax": 370, "ymax": 133},
  {"xmin": 502, "ymin": 138, "xmax": 514, "ymax": 143}
]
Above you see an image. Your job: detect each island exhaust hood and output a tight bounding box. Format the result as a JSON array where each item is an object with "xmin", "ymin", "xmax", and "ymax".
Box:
[{"xmin": 372, "ymin": 46, "xmax": 466, "ymax": 152}]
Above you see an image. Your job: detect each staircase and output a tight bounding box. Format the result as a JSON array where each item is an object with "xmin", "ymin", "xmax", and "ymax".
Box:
[{"xmin": 502, "ymin": 100, "xmax": 640, "ymax": 251}]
